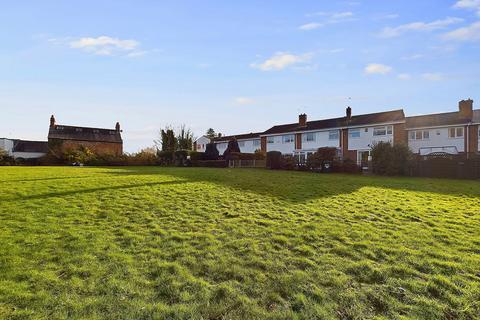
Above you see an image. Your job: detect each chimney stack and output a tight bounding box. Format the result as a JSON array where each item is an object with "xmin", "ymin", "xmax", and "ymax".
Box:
[
  {"xmin": 299, "ymin": 113, "xmax": 307, "ymax": 127},
  {"xmin": 50, "ymin": 115, "xmax": 56, "ymax": 127},
  {"xmin": 459, "ymin": 99, "xmax": 473, "ymax": 120},
  {"xmin": 346, "ymin": 106, "xmax": 352, "ymax": 119},
  {"xmin": 115, "ymin": 122, "xmax": 121, "ymax": 132}
]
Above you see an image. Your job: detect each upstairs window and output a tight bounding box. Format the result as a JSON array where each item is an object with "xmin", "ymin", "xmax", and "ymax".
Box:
[
  {"xmin": 75, "ymin": 128, "xmax": 83, "ymax": 132},
  {"xmin": 253, "ymin": 139, "xmax": 260, "ymax": 146},
  {"xmin": 303, "ymin": 132, "xmax": 315, "ymax": 142},
  {"xmin": 373, "ymin": 126, "xmax": 386, "ymax": 136},
  {"xmin": 448, "ymin": 127, "xmax": 464, "ymax": 138},
  {"xmin": 282, "ymin": 135, "xmax": 294, "ymax": 143},
  {"xmin": 387, "ymin": 126, "xmax": 393, "ymax": 134},
  {"xmin": 329, "ymin": 130, "xmax": 339, "ymax": 140},
  {"xmin": 238, "ymin": 141, "xmax": 245, "ymax": 147},
  {"xmin": 349, "ymin": 129, "xmax": 360, "ymax": 138},
  {"xmin": 267, "ymin": 136, "xmax": 275, "ymax": 144},
  {"xmin": 409, "ymin": 130, "xmax": 430, "ymax": 140}
]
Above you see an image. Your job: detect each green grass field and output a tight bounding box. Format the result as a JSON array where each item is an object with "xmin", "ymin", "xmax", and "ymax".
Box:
[{"xmin": 0, "ymin": 167, "xmax": 479, "ymax": 319}]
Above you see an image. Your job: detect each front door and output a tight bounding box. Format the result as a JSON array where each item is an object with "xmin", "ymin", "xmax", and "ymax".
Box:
[{"xmin": 358, "ymin": 151, "xmax": 370, "ymax": 168}]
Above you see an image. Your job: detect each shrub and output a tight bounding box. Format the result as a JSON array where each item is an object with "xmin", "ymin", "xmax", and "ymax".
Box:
[
  {"xmin": 266, "ymin": 151, "xmax": 282, "ymax": 169},
  {"xmin": 173, "ymin": 150, "xmax": 189, "ymax": 167},
  {"xmin": 0, "ymin": 149, "xmax": 15, "ymax": 166},
  {"xmin": 281, "ymin": 154, "xmax": 296, "ymax": 170},
  {"xmin": 63, "ymin": 146, "xmax": 96, "ymax": 165},
  {"xmin": 332, "ymin": 159, "xmax": 361, "ymax": 173},
  {"xmin": 223, "ymin": 139, "xmax": 241, "ymax": 159},
  {"xmin": 371, "ymin": 142, "xmax": 412, "ymax": 176},
  {"xmin": 254, "ymin": 149, "xmax": 266, "ymax": 160},
  {"xmin": 204, "ymin": 143, "xmax": 219, "ymax": 160},
  {"xmin": 157, "ymin": 150, "xmax": 174, "ymax": 165},
  {"xmin": 306, "ymin": 147, "xmax": 338, "ymax": 170},
  {"xmin": 189, "ymin": 151, "xmax": 205, "ymax": 161}
]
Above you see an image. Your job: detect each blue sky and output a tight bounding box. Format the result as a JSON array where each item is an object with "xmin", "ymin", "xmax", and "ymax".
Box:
[{"xmin": 1, "ymin": 0, "xmax": 479, "ymax": 151}]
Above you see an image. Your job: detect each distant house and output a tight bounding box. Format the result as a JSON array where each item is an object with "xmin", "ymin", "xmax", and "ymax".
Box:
[
  {"xmin": 0, "ymin": 138, "xmax": 48, "ymax": 160},
  {"xmin": 406, "ymin": 99, "xmax": 479, "ymax": 156},
  {"xmin": 193, "ymin": 135, "xmax": 210, "ymax": 152},
  {"xmin": 213, "ymin": 132, "xmax": 262, "ymax": 155},
  {"xmin": 48, "ymin": 115, "xmax": 123, "ymax": 156}
]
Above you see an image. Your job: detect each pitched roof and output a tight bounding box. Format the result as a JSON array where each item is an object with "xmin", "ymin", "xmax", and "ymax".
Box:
[
  {"xmin": 262, "ymin": 109, "xmax": 405, "ymax": 135},
  {"xmin": 48, "ymin": 125, "xmax": 122, "ymax": 143},
  {"xmin": 473, "ymin": 110, "xmax": 480, "ymax": 124},
  {"xmin": 405, "ymin": 110, "xmax": 478, "ymax": 129},
  {"xmin": 213, "ymin": 132, "xmax": 261, "ymax": 142},
  {"xmin": 12, "ymin": 140, "xmax": 48, "ymax": 153}
]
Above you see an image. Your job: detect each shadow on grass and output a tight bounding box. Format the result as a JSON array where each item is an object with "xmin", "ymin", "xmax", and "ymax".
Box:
[
  {"xmin": 101, "ymin": 166, "xmax": 480, "ymax": 203},
  {"xmin": 0, "ymin": 176, "xmax": 93, "ymax": 183},
  {"xmin": 2, "ymin": 180, "xmax": 186, "ymax": 202}
]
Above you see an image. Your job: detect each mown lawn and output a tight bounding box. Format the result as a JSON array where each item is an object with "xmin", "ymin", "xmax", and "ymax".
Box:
[{"xmin": 0, "ymin": 167, "xmax": 479, "ymax": 319}]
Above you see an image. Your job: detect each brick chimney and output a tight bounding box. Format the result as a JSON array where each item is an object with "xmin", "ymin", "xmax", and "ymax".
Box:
[
  {"xmin": 115, "ymin": 122, "xmax": 121, "ymax": 132},
  {"xmin": 346, "ymin": 106, "xmax": 352, "ymax": 119},
  {"xmin": 299, "ymin": 113, "xmax": 307, "ymax": 127},
  {"xmin": 459, "ymin": 99, "xmax": 473, "ymax": 120},
  {"xmin": 50, "ymin": 115, "xmax": 56, "ymax": 127}
]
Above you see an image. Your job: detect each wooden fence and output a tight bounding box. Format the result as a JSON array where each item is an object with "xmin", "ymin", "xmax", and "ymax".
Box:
[
  {"xmin": 228, "ymin": 159, "xmax": 266, "ymax": 168},
  {"xmin": 410, "ymin": 155, "xmax": 480, "ymax": 179}
]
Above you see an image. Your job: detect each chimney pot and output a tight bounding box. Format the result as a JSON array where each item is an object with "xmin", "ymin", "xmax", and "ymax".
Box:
[
  {"xmin": 459, "ymin": 99, "xmax": 473, "ymax": 119},
  {"xmin": 299, "ymin": 113, "xmax": 307, "ymax": 126},
  {"xmin": 50, "ymin": 115, "xmax": 56, "ymax": 127},
  {"xmin": 115, "ymin": 122, "xmax": 121, "ymax": 132},
  {"xmin": 346, "ymin": 107, "xmax": 352, "ymax": 119}
]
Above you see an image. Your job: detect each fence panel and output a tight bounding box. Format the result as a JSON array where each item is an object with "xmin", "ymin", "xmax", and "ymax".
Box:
[{"xmin": 228, "ymin": 159, "xmax": 266, "ymax": 168}]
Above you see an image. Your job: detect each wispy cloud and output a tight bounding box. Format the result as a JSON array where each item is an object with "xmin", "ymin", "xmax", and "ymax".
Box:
[
  {"xmin": 401, "ymin": 53, "xmax": 425, "ymax": 60},
  {"xmin": 397, "ymin": 73, "xmax": 411, "ymax": 80},
  {"xmin": 234, "ymin": 97, "xmax": 256, "ymax": 105},
  {"xmin": 364, "ymin": 63, "xmax": 393, "ymax": 75},
  {"xmin": 379, "ymin": 17, "xmax": 463, "ymax": 38},
  {"xmin": 250, "ymin": 52, "xmax": 313, "ymax": 71},
  {"xmin": 453, "ymin": 0, "xmax": 480, "ymax": 16},
  {"xmin": 300, "ymin": 11, "xmax": 355, "ymax": 30},
  {"xmin": 422, "ymin": 73, "xmax": 444, "ymax": 81},
  {"xmin": 49, "ymin": 35, "xmax": 150, "ymax": 57},
  {"xmin": 443, "ymin": 21, "xmax": 480, "ymax": 42}
]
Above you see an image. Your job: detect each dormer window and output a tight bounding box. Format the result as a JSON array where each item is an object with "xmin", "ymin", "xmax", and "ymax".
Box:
[
  {"xmin": 75, "ymin": 128, "xmax": 83, "ymax": 132},
  {"xmin": 93, "ymin": 129, "xmax": 100, "ymax": 133},
  {"xmin": 57, "ymin": 126, "xmax": 64, "ymax": 130}
]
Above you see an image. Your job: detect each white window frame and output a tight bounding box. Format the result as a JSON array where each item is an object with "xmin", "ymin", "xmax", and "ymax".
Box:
[
  {"xmin": 282, "ymin": 134, "xmax": 294, "ymax": 144},
  {"xmin": 349, "ymin": 129, "xmax": 360, "ymax": 138},
  {"xmin": 373, "ymin": 126, "xmax": 387, "ymax": 136},
  {"xmin": 328, "ymin": 130, "xmax": 339, "ymax": 140},
  {"xmin": 303, "ymin": 132, "xmax": 315, "ymax": 142},
  {"xmin": 238, "ymin": 141, "xmax": 245, "ymax": 147},
  {"xmin": 448, "ymin": 127, "xmax": 464, "ymax": 139},
  {"xmin": 409, "ymin": 130, "xmax": 430, "ymax": 140},
  {"xmin": 267, "ymin": 136, "xmax": 274, "ymax": 144},
  {"xmin": 253, "ymin": 139, "xmax": 260, "ymax": 147}
]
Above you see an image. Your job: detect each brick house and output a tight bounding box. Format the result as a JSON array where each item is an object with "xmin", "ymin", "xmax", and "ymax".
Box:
[{"xmin": 48, "ymin": 115, "xmax": 123, "ymax": 156}]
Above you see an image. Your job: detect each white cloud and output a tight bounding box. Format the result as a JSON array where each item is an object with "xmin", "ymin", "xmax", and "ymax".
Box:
[
  {"xmin": 443, "ymin": 21, "xmax": 480, "ymax": 42},
  {"xmin": 300, "ymin": 11, "xmax": 355, "ymax": 30},
  {"xmin": 453, "ymin": 0, "xmax": 480, "ymax": 15},
  {"xmin": 422, "ymin": 73, "xmax": 444, "ymax": 81},
  {"xmin": 251, "ymin": 52, "xmax": 313, "ymax": 71},
  {"xmin": 299, "ymin": 22, "xmax": 323, "ymax": 30},
  {"xmin": 401, "ymin": 53, "xmax": 425, "ymax": 60},
  {"xmin": 397, "ymin": 73, "xmax": 411, "ymax": 80},
  {"xmin": 235, "ymin": 97, "xmax": 256, "ymax": 105},
  {"xmin": 364, "ymin": 63, "xmax": 393, "ymax": 75},
  {"xmin": 67, "ymin": 36, "xmax": 144, "ymax": 56},
  {"xmin": 379, "ymin": 17, "xmax": 463, "ymax": 38}
]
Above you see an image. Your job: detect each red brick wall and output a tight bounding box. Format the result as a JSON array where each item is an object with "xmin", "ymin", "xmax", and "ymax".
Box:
[
  {"xmin": 295, "ymin": 133, "xmax": 302, "ymax": 150},
  {"xmin": 393, "ymin": 123, "xmax": 407, "ymax": 146},
  {"xmin": 468, "ymin": 125, "xmax": 478, "ymax": 154},
  {"xmin": 51, "ymin": 139, "xmax": 123, "ymax": 156},
  {"xmin": 261, "ymin": 136, "xmax": 267, "ymax": 152}
]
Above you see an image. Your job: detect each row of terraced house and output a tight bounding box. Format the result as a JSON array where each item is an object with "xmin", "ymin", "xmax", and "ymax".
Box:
[{"xmin": 194, "ymin": 99, "xmax": 480, "ymax": 167}]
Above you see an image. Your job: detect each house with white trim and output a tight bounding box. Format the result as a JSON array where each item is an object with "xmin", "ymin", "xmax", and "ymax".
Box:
[
  {"xmin": 406, "ymin": 99, "xmax": 479, "ymax": 157},
  {"xmin": 193, "ymin": 135, "xmax": 210, "ymax": 152},
  {"xmin": 259, "ymin": 107, "xmax": 406, "ymax": 166},
  {"xmin": 213, "ymin": 132, "xmax": 262, "ymax": 155}
]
